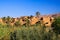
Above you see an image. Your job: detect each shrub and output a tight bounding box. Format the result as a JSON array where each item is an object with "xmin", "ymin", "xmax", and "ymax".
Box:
[{"xmin": 0, "ymin": 17, "xmax": 60, "ymax": 40}]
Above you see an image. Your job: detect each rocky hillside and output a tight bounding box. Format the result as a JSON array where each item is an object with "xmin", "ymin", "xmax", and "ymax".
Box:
[{"xmin": 51, "ymin": 13, "xmax": 60, "ymax": 18}]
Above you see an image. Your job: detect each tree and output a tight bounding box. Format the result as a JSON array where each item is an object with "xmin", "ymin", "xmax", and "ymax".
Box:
[
  {"xmin": 2, "ymin": 17, "xmax": 6, "ymax": 22},
  {"xmin": 14, "ymin": 21, "xmax": 20, "ymax": 26},
  {"xmin": 36, "ymin": 11, "xmax": 40, "ymax": 17},
  {"xmin": 51, "ymin": 17, "xmax": 60, "ymax": 38},
  {"xmin": 6, "ymin": 16, "xmax": 11, "ymax": 24}
]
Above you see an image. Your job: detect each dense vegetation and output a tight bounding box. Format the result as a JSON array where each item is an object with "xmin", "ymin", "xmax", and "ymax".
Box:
[{"xmin": 0, "ymin": 16, "xmax": 60, "ymax": 40}]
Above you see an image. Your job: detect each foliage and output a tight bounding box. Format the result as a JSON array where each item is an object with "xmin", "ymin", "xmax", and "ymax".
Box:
[
  {"xmin": 0, "ymin": 17, "xmax": 60, "ymax": 40},
  {"xmin": 52, "ymin": 17, "xmax": 60, "ymax": 34},
  {"xmin": 36, "ymin": 11, "xmax": 40, "ymax": 17}
]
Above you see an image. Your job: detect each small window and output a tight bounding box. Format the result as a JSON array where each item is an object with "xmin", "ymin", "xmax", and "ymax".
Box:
[
  {"xmin": 22, "ymin": 19, "xmax": 25, "ymax": 21},
  {"xmin": 22, "ymin": 19, "xmax": 26, "ymax": 21},
  {"xmin": 27, "ymin": 16, "xmax": 30, "ymax": 19},
  {"xmin": 45, "ymin": 22, "xmax": 48, "ymax": 24},
  {"xmin": 40, "ymin": 17, "xmax": 43, "ymax": 20},
  {"xmin": 6, "ymin": 21, "xmax": 8, "ymax": 23},
  {"xmin": 50, "ymin": 18, "xmax": 52, "ymax": 21}
]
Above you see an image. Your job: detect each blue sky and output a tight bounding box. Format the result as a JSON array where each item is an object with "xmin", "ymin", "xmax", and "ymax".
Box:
[{"xmin": 0, "ymin": 0, "xmax": 60, "ymax": 17}]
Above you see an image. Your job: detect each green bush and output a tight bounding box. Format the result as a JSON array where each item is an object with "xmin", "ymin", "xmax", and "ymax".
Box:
[
  {"xmin": 10, "ymin": 25, "xmax": 56, "ymax": 40},
  {"xmin": 0, "ymin": 17, "xmax": 60, "ymax": 40},
  {"xmin": 52, "ymin": 17, "xmax": 60, "ymax": 34}
]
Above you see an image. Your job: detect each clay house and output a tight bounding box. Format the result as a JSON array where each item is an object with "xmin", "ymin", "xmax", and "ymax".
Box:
[
  {"xmin": 40, "ymin": 15, "xmax": 54, "ymax": 27},
  {"xmin": 29, "ymin": 16, "xmax": 40, "ymax": 25},
  {"xmin": 19, "ymin": 16, "xmax": 30, "ymax": 25}
]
